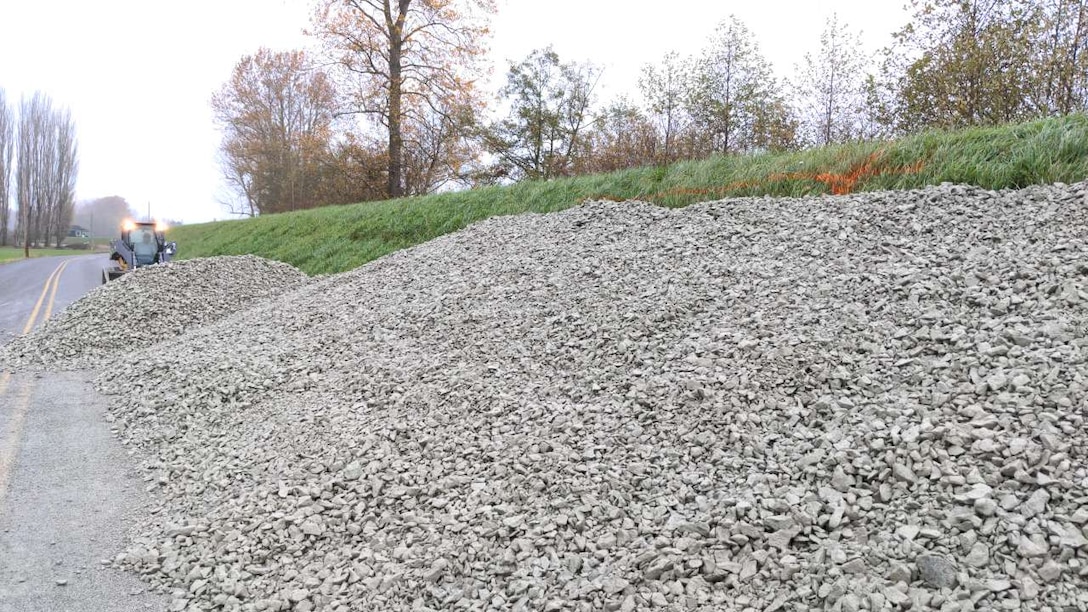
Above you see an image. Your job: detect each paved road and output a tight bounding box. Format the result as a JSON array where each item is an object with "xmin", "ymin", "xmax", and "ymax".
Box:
[
  {"xmin": 0, "ymin": 255, "xmax": 166, "ymax": 611},
  {"xmin": 0, "ymin": 255, "xmax": 101, "ymax": 347}
]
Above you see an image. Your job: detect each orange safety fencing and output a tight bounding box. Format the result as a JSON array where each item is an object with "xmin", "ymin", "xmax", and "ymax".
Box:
[{"xmin": 593, "ymin": 149, "xmax": 926, "ymax": 204}]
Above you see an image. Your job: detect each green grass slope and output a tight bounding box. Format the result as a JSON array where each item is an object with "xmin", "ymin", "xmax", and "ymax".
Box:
[{"xmin": 170, "ymin": 114, "xmax": 1088, "ymax": 275}]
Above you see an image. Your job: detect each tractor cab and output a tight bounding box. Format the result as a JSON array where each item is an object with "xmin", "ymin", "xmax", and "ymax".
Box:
[
  {"xmin": 129, "ymin": 225, "xmax": 159, "ymax": 265},
  {"xmin": 102, "ymin": 220, "xmax": 178, "ymax": 283}
]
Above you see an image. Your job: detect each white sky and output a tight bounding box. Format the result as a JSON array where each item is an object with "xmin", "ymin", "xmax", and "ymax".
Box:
[{"xmin": 0, "ymin": 0, "xmax": 909, "ymax": 224}]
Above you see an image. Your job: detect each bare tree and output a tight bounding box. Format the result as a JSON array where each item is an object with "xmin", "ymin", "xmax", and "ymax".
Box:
[
  {"xmin": 50, "ymin": 108, "xmax": 78, "ymax": 247},
  {"xmin": 639, "ymin": 52, "xmax": 692, "ymax": 163},
  {"xmin": 0, "ymin": 89, "xmax": 13, "ymax": 246},
  {"xmin": 17, "ymin": 94, "xmax": 49, "ymax": 255},
  {"xmin": 217, "ymin": 147, "xmax": 259, "ymax": 217},
  {"xmin": 793, "ymin": 14, "xmax": 870, "ymax": 146},
  {"xmin": 402, "ymin": 101, "xmax": 478, "ymax": 194},
  {"xmin": 311, "ymin": 0, "xmax": 494, "ymax": 198},
  {"xmin": 15, "ymin": 93, "xmax": 78, "ymax": 253}
]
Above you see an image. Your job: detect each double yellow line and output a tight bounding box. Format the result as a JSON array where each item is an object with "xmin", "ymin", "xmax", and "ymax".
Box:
[
  {"xmin": 0, "ymin": 258, "xmax": 71, "ymax": 506},
  {"xmin": 22, "ymin": 258, "xmax": 71, "ymax": 334},
  {"xmin": 0, "ymin": 259, "xmax": 69, "ymax": 397}
]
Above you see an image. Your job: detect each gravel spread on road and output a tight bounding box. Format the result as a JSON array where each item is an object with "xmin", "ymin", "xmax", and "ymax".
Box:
[
  {"xmin": 0, "ymin": 255, "xmax": 307, "ymax": 369},
  {"xmin": 9, "ymin": 182, "xmax": 1088, "ymax": 611}
]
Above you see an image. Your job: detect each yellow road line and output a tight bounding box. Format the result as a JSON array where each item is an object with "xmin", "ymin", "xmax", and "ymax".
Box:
[
  {"xmin": 42, "ymin": 259, "xmax": 70, "ymax": 322},
  {"xmin": 20, "ymin": 259, "xmax": 67, "ymax": 335},
  {"xmin": 1, "ymin": 259, "xmax": 66, "ymax": 392},
  {"xmin": 0, "ymin": 382, "xmax": 33, "ymax": 504},
  {"xmin": 0, "ymin": 258, "xmax": 70, "ymax": 506}
]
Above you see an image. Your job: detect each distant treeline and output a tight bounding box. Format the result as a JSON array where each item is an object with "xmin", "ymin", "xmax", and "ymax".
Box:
[{"xmin": 212, "ymin": 0, "xmax": 1088, "ymax": 216}]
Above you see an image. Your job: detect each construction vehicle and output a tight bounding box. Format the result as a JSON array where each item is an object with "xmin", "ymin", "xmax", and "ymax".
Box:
[{"xmin": 102, "ymin": 220, "xmax": 177, "ymax": 283}]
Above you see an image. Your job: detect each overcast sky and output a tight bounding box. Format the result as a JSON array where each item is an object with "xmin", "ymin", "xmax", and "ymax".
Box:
[{"xmin": 0, "ymin": 0, "xmax": 909, "ymax": 224}]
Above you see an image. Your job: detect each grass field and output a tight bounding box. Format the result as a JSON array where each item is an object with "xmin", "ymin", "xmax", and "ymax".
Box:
[
  {"xmin": 0, "ymin": 246, "xmax": 84, "ymax": 264},
  {"xmin": 169, "ymin": 114, "xmax": 1088, "ymax": 275}
]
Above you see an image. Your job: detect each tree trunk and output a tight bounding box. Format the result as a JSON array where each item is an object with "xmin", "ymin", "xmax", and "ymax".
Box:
[
  {"xmin": 387, "ymin": 71, "xmax": 403, "ymax": 198},
  {"xmin": 22, "ymin": 196, "xmax": 28, "ymax": 258},
  {"xmin": 386, "ymin": 1, "xmax": 408, "ymax": 199},
  {"xmin": 824, "ymin": 66, "xmax": 835, "ymax": 146}
]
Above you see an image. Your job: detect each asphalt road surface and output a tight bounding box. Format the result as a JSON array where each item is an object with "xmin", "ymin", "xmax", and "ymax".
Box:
[{"xmin": 0, "ymin": 254, "xmax": 166, "ymax": 611}]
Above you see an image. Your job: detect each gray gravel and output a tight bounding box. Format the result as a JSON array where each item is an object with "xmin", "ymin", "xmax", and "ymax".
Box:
[
  {"xmin": 15, "ymin": 182, "xmax": 1088, "ymax": 610},
  {"xmin": 0, "ymin": 255, "xmax": 307, "ymax": 369}
]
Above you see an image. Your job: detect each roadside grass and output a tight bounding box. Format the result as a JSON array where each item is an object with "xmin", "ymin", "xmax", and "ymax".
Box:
[
  {"xmin": 0, "ymin": 246, "xmax": 82, "ymax": 264},
  {"xmin": 169, "ymin": 114, "xmax": 1088, "ymax": 275}
]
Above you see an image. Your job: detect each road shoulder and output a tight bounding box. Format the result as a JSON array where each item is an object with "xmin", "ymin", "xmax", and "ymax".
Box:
[{"xmin": 0, "ymin": 370, "xmax": 166, "ymax": 612}]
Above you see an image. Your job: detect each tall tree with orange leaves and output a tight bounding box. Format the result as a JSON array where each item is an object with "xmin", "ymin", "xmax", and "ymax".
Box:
[
  {"xmin": 211, "ymin": 48, "xmax": 338, "ymax": 216},
  {"xmin": 311, "ymin": 0, "xmax": 494, "ymax": 198}
]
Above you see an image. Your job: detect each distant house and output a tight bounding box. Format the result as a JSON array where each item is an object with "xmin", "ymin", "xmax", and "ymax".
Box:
[{"xmin": 68, "ymin": 225, "xmax": 90, "ymax": 238}]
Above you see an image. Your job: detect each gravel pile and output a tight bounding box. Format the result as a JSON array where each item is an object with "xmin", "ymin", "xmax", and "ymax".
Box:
[
  {"xmin": 0, "ymin": 255, "xmax": 307, "ymax": 368},
  {"xmin": 89, "ymin": 182, "xmax": 1088, "ymax": 611}
]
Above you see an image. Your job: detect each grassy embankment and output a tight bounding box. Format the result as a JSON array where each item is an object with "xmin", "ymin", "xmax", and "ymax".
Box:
[{"xmin": 169, "ymin": 114, "xmax": 1088, "ymax": 275}]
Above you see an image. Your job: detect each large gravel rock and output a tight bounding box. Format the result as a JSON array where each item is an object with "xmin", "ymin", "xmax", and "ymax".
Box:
[
  {"xmin": 0, "ymin": 255, "xmax": 307, "ymax": 369},
  {"xmin": 24, "ymin": 182, "xmax": 1088, "ymax": 610}
]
